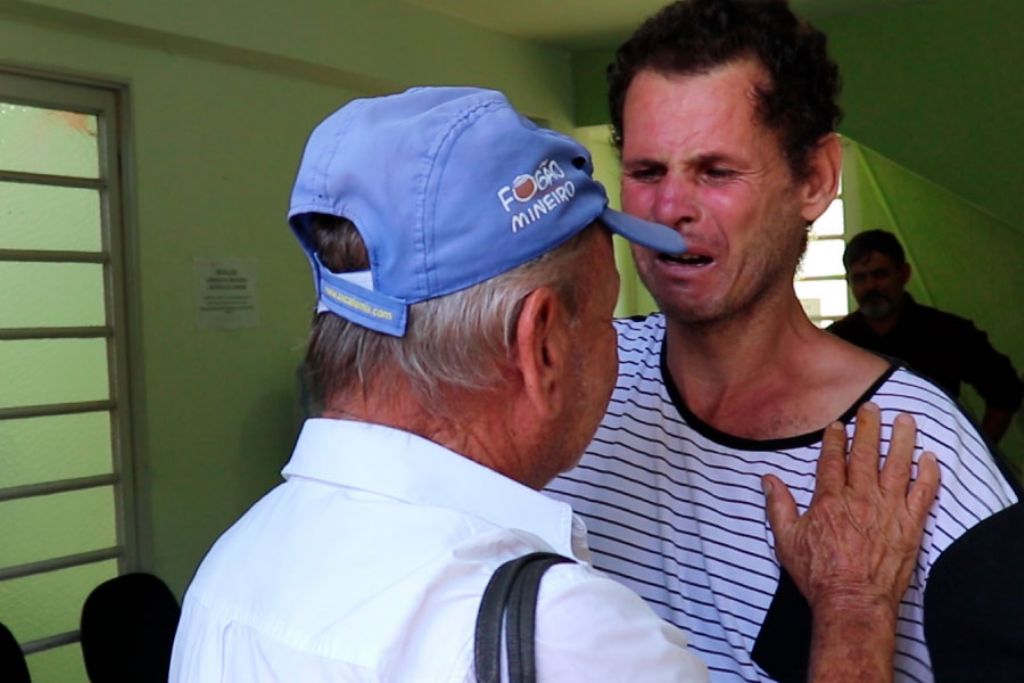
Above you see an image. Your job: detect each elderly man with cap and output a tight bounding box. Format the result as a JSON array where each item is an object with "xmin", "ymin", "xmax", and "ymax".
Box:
[{"xmin": 169, "ymin": 87, "xmax": 938, "ymax": 682}]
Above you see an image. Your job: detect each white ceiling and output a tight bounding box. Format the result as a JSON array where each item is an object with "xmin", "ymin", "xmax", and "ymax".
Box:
[{"xmin": 403, "ymin": 0, "xmax": 933, "ymax": 50}]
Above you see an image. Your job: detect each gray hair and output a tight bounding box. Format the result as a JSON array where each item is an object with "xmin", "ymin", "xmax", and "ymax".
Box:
[{"xmin": 304, "ymin": 214, "xmax": 594, "ymax": 406}]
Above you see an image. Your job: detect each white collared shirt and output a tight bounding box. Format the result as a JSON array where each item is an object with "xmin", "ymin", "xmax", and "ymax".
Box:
[{"xmin": 169, "ymin": 419, "xmax": 707, "ymax": 682}]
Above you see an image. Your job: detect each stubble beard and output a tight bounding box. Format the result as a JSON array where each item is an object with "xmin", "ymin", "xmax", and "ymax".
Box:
[
  {"xmin": 859, "ymin": 293, "xmax": 896, "ymax": 320},
  {"xmin": 650, "ymin": 222, "xmax": 807, "ymax": 330}
]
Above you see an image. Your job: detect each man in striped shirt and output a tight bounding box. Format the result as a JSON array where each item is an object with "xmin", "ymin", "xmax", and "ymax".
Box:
[{"xmin": 548, "ymin": 1, "xmax": 1023, "ymax": 681}]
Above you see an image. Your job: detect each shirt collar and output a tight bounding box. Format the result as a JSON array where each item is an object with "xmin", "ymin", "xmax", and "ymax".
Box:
[{"xmin": 282, "ymin": 418, "xmax": 586, "ymax": 559}]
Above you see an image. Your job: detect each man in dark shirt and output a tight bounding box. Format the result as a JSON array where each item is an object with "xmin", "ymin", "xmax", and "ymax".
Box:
[{"xmin": 829, "ymin": 229, "xmax": 1023, "ymax": 443}]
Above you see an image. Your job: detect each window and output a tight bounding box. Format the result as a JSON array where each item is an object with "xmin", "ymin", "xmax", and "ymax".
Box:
[
  {"xmin": 796, "ymin": 176, "xmax": 848, "ymax": 327},
  {"xmin": 0, "ymin": 69, "xmax": 137, "ymax": 683}
]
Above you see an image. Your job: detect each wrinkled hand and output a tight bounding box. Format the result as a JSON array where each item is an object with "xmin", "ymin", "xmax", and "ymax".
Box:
[{"xmin": 763, "ymin": 402, "xmax": 940, "ymax": 616}]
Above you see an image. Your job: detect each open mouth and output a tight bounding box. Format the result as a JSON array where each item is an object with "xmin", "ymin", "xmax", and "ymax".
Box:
[{"xmin": 659, "ymin": 252, "xmax": 714, "ymax": 267}]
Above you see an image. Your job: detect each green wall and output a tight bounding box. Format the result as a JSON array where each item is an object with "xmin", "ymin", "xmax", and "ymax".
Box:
[
  {"xmin": 817, "ymin": 0, "xmax": 1024, "ymax": 230},
  {"xmin": 572, "ymin": 0, "xmax": 1024, "ymax": 231},
  {"xmin": 844, "ymin": 141, "xmax": 1024, "ymax": 469},
  {"xmin": 5, "ymin": 0, "xmax": 1022, "ymax": 604},
  {"xmin": 573, "ymin": 124, "xmax": 660, "ymax": 318},
  {"xmin": 0, "ymin": 0, "xmax": 576, "ymax": 596},
  {"xmin": 572, "ymin": 49, "xmax": 617, "ymax": 128},
  {"xmin": 570, "ymin": 0, "xmax": 1024, "ymax": 467}
]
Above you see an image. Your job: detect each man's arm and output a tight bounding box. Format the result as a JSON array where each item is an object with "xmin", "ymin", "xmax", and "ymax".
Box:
[
  {"xmin": 957, "ymin": 320, "xmax": 1023, "ymax": 443},
  {"xmin": 763, "ymin": 403, "xmax": 940, "ymax": 683},
  {"xmin": 981, "ymin": 405, "xmax": 1015, "ymax": 445},
  {"xmin": 533, "ymin": 568, "xmax": 709, "ymax": 682}
]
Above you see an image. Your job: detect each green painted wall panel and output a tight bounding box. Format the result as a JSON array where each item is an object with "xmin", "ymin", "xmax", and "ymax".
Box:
[
  {"xmin": 570, "ymin": 1, "xmax": 1024, "ymax": 230},
  {"xmin": 0, "ymin": 183, "xmax": 102, "ymax": 252},
  {"xmin": 844, "ymin": 141, "xmax": 1024, "ymax": 468},
  {"xmin": 818, "ymin": 0, "xmax": 1024, "ymax": 230},
  {"xmin": 0, "ymin": 560, "xmax": 117, "ymax": 643},
  {"xmin": 0, "ymin": 0, "xmax": 577, "ymax": 598},
  {"xmin": 569, "ymin": 5, "xmax": 1024, "ymax": 468},
  {"xmin": 572, "ymin": 48, "xmax": 616, "ymax": 127},
  {"xmin": 0, "ymin": 412, "xmax": 113, "ymax": 488},
  {"xmin": 573, "ymin": 124, "xmax": 658, "ymax": 317},
  {"xmin": 10, "ymin": 0, "xmax": 574, "ymax": 129},
  {"xmin": 0, "ymin": 487, "xmax": 116, "ymax": 568},
  {"xmin": 25, "ymin": 642, "xmax": 89, "ymax": 683},
  {"xmin": 0, "ymin": 262, "xmax": 105, "ymax": 328},
  {"xmin": 0, "ymin": 103, "xmax": 98, "ymax": 178},
  {"xmin": 0, "ymin": 339, "xmax": 108, "ymax": 409}
]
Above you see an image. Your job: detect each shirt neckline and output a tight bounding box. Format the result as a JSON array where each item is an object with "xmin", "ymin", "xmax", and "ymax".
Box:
[
  {"xmin": 283, "ymin": 418, "xmax": 581, "ymax": 557},
  {"xmin": 656, "ymin": 328, "xmax": 899, "ymax": 451}
]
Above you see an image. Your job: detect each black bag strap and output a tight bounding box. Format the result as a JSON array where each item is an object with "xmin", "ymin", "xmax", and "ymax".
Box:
[{"xmin": 474, "ymin": 551, "xmax": 574, "ymax": 683}]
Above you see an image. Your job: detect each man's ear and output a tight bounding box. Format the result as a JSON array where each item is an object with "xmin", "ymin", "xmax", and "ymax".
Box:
[
  {"xmin": 511, "ymin": 287, "xmax": 571, "ymax": 417},
  {"xmin": 798, "ymin": 133, "xmax": 842, "ymax": 224},
  {"xmin": 900, "ymin": 261, "xmax": 912, "ymax": 286}
]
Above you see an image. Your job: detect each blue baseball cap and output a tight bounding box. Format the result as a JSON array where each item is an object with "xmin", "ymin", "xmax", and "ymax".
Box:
[{"xmin": 289, "ymin": 86, "xmax": 685, "ymax": 337}]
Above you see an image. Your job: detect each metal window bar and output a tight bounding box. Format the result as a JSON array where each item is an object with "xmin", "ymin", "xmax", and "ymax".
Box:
[
  {"xmin": 0, "ymin": 547, "xmax": 122, "ymax": 583},
  {"xmin": 0, "ymin": 473, "xmax": 119, "ymax": 504},
  {"xmin": 0, "ymin": 168, "xmax": 106, "ymax": 190},
  {"xmin": 0, "ymin": 326, "xmax": 112, "ymax": 340},
  {"xmin": 0, "ymin": 249, "xmax": 109, "ymax": 263},
  {"xmin": 798, "ymin": 274, "xmax": 847, "ymax": 283},
  {"xmin": 0, "ymin": 399, "xmax": 116, "ymax": 421},
  {"xmin": 21, "ymin": 630, "xmax": 82, "ymax": 656}
]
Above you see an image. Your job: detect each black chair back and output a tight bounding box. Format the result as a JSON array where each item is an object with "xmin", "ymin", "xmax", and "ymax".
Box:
[
  {"xmin": 0, "ymin": 621, "xmax": 31, "ymax": 683},
  {"xmin": 79, "ymin": 572, "xmax": 180, "ymax": 683}
]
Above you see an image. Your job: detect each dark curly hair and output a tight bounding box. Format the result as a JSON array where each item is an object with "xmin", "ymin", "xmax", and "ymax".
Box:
[{"xmin": 608, "ymin": 0, "xmax": 842, "ymax": 180}]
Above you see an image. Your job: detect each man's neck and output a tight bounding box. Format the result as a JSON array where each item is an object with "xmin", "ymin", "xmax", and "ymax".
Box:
[
  {"xmin": 323, "ymin": 380, "xmax": 553, "ymax": 489},
  {"xmin": 663, "ymin": 293, "xmax": 888, "ymax": 440},
  {"xmin": 863, "ymin": 314, "xmax": 898, "ymax": 336},
  {"xmin": 665, "ymin": 294, "xmax": 809, "ymax": 408}
]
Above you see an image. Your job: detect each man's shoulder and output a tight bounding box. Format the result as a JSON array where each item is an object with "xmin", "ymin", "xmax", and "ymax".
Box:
[
  {"xmin": 826, "ymin": 311, "xmax": 860, "ymax": 331},
  {"xmin": 869, "ymin": 367, "xmax": 1019, "ymax": 505},
  {"xmin": 906, "ymin": 299, "xmax": 974, "ymax": 328},
  {"xmin": 869, "ymin": 364, "xmax": 954, "ymax": 403},
  {"xmin": 532, "ymin": 559, "xmax": 708, "ymax": 681},
  {"xmin": 826, "ymin": 311, "xmax": 871, "ymax": 342},
  {"xmin": 867, "ymin": 366, "xmax": 978, "ymax": 437}
]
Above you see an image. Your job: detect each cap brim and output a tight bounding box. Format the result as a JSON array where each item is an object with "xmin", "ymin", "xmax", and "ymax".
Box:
[{"xmin": 601, "ymin": 207, "xmax": 686, "ymax": 255}]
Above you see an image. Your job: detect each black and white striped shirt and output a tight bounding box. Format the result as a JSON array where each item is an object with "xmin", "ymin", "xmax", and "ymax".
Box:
[{"xmin": 547, "ymin": 314, "xmax": 1022, "ymax": 683}]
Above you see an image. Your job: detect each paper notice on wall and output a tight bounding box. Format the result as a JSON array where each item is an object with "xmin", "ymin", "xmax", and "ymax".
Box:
[{"xmin": 194, "ymin": 257, "xmax": 259, "ymax": 329}]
